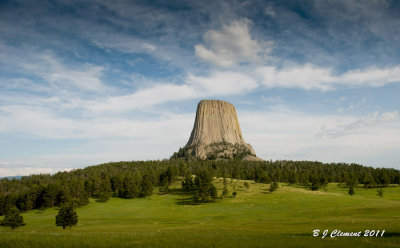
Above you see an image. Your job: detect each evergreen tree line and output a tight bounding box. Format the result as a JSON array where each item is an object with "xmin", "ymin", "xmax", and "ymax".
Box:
[
  {"xmin": 1, "ymin": 159, "xmax": 399, "ymax": 215},
  {"xmin": 0, "ymin": 161, "xmax": 181, "ymax": 215},
  {"xmin": 188, "ymin": 160, "xmax": 399, "ymax": 190},
  {"xmin": 181, "ymin": 169, "xmax": 218, "ymax": 202}
]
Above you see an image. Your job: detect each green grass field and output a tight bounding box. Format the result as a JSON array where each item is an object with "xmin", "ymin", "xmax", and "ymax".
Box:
[{"xmin": 1, "ymin": 180, "xmax": 399, "ymax": 248}]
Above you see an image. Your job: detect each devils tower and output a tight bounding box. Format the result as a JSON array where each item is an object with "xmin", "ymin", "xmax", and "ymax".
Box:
[{"xmin": 173, "ymin": 100, "xmax": 261, "ymax": 160}]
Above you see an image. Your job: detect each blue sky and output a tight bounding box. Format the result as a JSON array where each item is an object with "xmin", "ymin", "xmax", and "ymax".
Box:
[{"xmin": 1, "ymin": 0, "xmax": 400, "ymax": 176}]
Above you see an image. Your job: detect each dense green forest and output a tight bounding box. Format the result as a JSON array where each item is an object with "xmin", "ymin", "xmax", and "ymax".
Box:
[{"xmin": 1, "ymin": 159, "xmax": 399, "ymax": 216}]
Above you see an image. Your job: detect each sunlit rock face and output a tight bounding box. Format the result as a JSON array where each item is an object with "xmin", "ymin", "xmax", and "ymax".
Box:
[{"xmin": 173, "ymin": 100, "xmax": 261, "ymax": 161}]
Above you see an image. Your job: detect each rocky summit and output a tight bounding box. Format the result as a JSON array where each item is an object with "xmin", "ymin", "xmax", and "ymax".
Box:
[{"xmin": 173, "ymin": 100, "xmax": 261, "ymax": 161}]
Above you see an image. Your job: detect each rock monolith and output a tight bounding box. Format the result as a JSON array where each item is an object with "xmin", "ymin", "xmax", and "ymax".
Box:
[{"xmin": 173, "ymin": 100, "xmax": 261, "ymax": 160}]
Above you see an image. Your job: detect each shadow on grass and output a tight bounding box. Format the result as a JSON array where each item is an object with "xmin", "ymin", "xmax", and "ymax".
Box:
[
  {"xmin": 161, "ymin": 188, "xmax": 202, "ymax": 205},
  {"xmin": 165, "ymin": 188, "xmax": 192, "ymax": 196},
  {"xmin": 261, "ymin": 188, "xmax": 272, "ymax": 194},
  {"xmin": 291, "ymin": 184, "xmax": 312, "ymax": 189},
  {"xmin": 157, "ymin": 188, "xmax": 197, "ymax": 197},
  {"xmin": 175, "ymin": 196, "xmax": 201, "ymax": 205}
]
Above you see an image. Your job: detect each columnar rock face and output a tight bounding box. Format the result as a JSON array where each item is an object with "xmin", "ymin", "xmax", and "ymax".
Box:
[
  {"xmin": 186, "ymin": 100, "xmax": 246, "ymax": 146},
  {"xmin": 173, "ymin": 100, "xmax": 261, "ymax": 160}
]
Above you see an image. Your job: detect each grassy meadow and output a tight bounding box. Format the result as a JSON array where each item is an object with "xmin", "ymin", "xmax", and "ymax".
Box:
[{"xmin": 1, "ymin": 180, "xmax": 399, "ymax": 248}]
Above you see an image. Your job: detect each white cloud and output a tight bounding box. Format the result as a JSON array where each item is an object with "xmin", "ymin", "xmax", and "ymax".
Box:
[
  {"xmin": 0, "ymin": 166, "xmax": 61, "ymax": 177},
  {"xmin": 0, "ymin": 43, "xmax": 109, "ymax": 93},
  {"xmin": 54, "ymin": 62, "xmax": 400, "ymax": 115},
  {"xmin": 381, "ymin": 110, "xmax": 399, "ymax": 121},
  {"xmin": 339, "ymin": 66, "xmax": 400, "ymax": 87},
  {"xmin": 256, "ymin": 64, "xmax": 334, "ymax": 90},
  {"xmin": 186, "ymin": 70, "xmax": 258, "ymax": 95},
  {"xmin": 264, "ymin": 3, "xmax": 277, "ymax": 18},
  {"xmin": 86, "ymin": 70, "xmax": 257, "ymax": 113},
  {"xmin": 195, "ymin": 19, "xmax": 272, "ymax": 67},
  {"xmin": 240, "ymin": 109, "xmax": 400, "ymax": 167},
  {"xmin": 93, "ymin": 37, "xmax": 157, "ymax": 54},
  {"xmin": 320, "ymin": 110, "xmax": 400, "ymax": 137},
  {"xmin": 0, "ymin": 110, "xmax": 195, "ymax": 176},
  {"xmin": 21, "ymin": 52, "xmax": 108, "ymax": 93},
  {"xmin": 256, "ymin": 64, "xmax": 400, "ymax": 90},
  {"xmin": 0, "ymin": 104, "xmax": 193, "ymax": 140},
  {"xmin": 86, "ymin": 83, "xmax": 195, "ymax": 113}
]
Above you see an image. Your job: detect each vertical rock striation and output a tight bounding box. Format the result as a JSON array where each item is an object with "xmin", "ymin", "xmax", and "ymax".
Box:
[
  {"xmin": 173, "ymin": 100, "xmax": 260, "ymax": 160},
  {"xmin": 186, "ymin": 100, "xmax": 245, "ymax": 146}
]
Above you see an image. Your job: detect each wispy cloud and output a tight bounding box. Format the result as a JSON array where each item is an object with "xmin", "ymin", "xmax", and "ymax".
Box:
[
  {"xmin": 241, "ymin": 109, "xmax": 400, "ymax": 166},
  {"xmin": 86, "ymin": 70, "xmax": 257, "ymax": 113},
  {"xmin": 195, "ymin": 19, "xmax": 273, "ymax": 67},
  {"xmin": 0, "ymin": 104, "xmax": 193, "ymax": 140},
  {"xmin": 0, "ymin": 43, "xmax": 109, "ymax": 93},
  {"xmin": 256, "ymin": 64, "xmax": 400, "ymax": 90},
  {"xmin": 339, "ymin": 66, "xmax": 400, "ymax": 87},
  {"xmin": 82, "ymin": 63, "xmax": 400, "ymax": 115},
  {"xmin": 319, "ymin": 110, "xmax": 400, "ymax": 137},
  {"xmin": 93, "ymin": 38, "xmax": 157, "ymax": 54},
  {"xmin": 30, "ymin": 54, "xmax": 106, "ymax": 92},
  {"xmin": 256, "ymin": 64, "xmax": 334, "ymax": 90}
]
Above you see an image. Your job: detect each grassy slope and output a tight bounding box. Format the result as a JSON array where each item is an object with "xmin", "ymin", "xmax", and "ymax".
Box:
[{"xmin": 0, "ymin": 180, "xmax": 399, "ymax": 248}]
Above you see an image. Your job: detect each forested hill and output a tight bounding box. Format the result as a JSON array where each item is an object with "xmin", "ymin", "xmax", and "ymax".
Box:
[{"xmin": 1, "ymin": 159, "xmax": 399, "ymax": 215}]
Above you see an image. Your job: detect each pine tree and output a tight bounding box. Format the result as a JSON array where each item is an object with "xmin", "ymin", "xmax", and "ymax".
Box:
[
  {"xmin": 0, "ymin": 206, "xmax": 25, "ymax": 230},
  {"xmin": 210, "ymin": 185, "xmax": 218, "ymax": 200},
  {"xmin": 159, "ymin": 176, "xmax": 169, "ymax": 195},
  {"xmin": 56, "ymin": 189, "xmax": 71, "ymax": 206},
  {"xmin": 122, "ymin": 174, "xmax": 140, "ymax": 198},
  {"xmin": 97, "ymin": 176, "xmax": 111, "ymax": 202},
  {"xmin": 166, "ymin": 166, "xmax": 176, "ymax": 184},
  {"xmin": 348, "ymin": 186, "xmax": 355, "ymax": 196},
  {"xmin": 55, "ymin": 205, "xmax": 78, "ymax": 229},
  {"xmin": 222, "ymin": 181, "xmax": 229, "ymax": 198},
  {"xmin": 111, "ymin": 175, "xmax": 123, "ymax": 196},
  {"xmin": 90, "ymin": 177, "xmax": 102, "ymax": 197},
  {"xmin": 140, "ymin": 174, "xmax": 153, "ymax": 197},
  {"xmin": 243, "ymin": 182, "xmax": 250, "ymax": 191},
  {"xmin": 182, "ymin": 172, "xmax": 194, "ymax": 192},
  {"xmin": 178, "ymin": 161, "xmax": 188, "ymax": 177},
  {"xmin": 194, "ymin": 169, "xmax": 214, "ymax": 202},
  {"xmin": 377, "ymin": 188, "xmax": 384, "ymax": 198},
  {"xmin": 269, "ymin": 182, "xmax": 278, "ymax": 192},
  {"xmin": 310, "ymin": 175, "xmax": 320, "ymax": 191}
]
